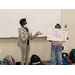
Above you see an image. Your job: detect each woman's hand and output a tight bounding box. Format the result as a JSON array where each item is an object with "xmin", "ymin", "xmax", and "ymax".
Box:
[
  {"xmin": 37, "ymin": 31, "xmax": 43, "ymax": 35},
  {"xmin": 28, "ymin": 33, "xmax": 30, "ymax": 38}
]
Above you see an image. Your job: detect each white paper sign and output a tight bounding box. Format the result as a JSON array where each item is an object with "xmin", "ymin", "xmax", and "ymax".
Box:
[{"xmin": 47, "ymin": 28, "xmax": 67, "ymax": 41}]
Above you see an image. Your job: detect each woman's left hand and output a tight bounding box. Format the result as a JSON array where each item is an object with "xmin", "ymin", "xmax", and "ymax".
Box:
[{"xmin": 37, "ymin": 31, "xmax": 43, "ymax": 35}]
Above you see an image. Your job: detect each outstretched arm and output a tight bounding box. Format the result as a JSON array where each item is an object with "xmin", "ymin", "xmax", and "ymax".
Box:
[
  {"xmin": 30, "ymin": 31, "xmax": 42, "ymax": 40},
  {"xmin": 30, "ymin": 33, "xmax": 38, "ymax": 40}
]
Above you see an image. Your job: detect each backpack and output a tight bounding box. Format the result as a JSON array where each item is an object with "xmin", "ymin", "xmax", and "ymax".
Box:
[
  {"xmin": 62, "ymin": 52, "xmax": 68, "ymax": 57},
  {"xmin": 62, "ymin": 52, "xmax": 72, "ymax": 64},
  {"xmin": 0, "ymin": 61, "xmax": 4, "ymax": 65},
  {"xmin": 31, "ymin": 54, "xmax": 42, "ymax": 65},
  {"xmin": 69, "ymin": 49, "xmax": 75, "ymax": 63},
  {"xmin": 3, "ymin": 55, "xmax": 16, "ymax": 65},
  {"xmin": 62, "ymin": 57, "xmax": 69, "ymax": 65}
]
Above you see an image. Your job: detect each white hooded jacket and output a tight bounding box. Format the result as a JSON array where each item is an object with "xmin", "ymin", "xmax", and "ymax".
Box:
[{"xmin": 17, "ymin": 27, "xmax": 38, "ymax": 49}]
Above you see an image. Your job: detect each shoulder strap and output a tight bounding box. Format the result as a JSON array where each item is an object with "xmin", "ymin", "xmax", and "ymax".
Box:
[{"xmin": 12, "ymin": 57, "xmax": 16, "ymax": 65}]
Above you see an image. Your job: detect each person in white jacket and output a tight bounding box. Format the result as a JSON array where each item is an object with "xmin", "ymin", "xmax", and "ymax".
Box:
[{"xmin": 17, "ymin": 18, "xmax": 42, "ymax": 65}]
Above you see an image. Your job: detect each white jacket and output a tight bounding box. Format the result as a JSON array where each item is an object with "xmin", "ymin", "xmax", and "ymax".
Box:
[{"xmin": 17, "ymin": 27, "xmax": 38, "ymax": 49}]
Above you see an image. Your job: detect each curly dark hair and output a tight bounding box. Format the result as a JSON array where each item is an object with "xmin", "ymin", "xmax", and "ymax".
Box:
[{"xmin": 19, "ymin": 18, "xmax": 26, "ymax": 26}]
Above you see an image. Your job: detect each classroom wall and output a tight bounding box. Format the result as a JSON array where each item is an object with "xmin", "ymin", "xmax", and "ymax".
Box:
[
  {"xmin": 0, "ymin": 38, "xmax": 51, "ymax": 62},
  {"xmin": 0, "ymin": 9, "xmax": 74, "ymax": 63},
  {"xmin": 61, "ymin": 9, "xmax": 75, "ymax": 54}
]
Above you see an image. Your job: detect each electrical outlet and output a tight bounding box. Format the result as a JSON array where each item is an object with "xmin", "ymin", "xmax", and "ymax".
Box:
[
  {"xmin": 64, "ymin": 46, "xmax": 67, "ymax": 50},
  {"xmin": 65, "ymin": 25, "xmax": 67, "ymax": 28}
]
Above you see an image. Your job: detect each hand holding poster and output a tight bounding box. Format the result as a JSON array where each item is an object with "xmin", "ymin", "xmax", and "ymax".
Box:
[{"xmin": 47, "ymin": 28, "xmax": 67, "ymax": 41}]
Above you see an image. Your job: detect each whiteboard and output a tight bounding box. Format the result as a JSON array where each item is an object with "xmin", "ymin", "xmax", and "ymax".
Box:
[{"xmin": 0, "ymin": 9, "xmax": 61, "ymax": 38}]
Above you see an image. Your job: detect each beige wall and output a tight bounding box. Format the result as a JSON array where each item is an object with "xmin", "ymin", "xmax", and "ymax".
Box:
[
  {"xmin": 0, "ymin": 38, "xmax": 51, "ymax": 62},
  {"xmin": 61, "ymin": 9, "xmax": 75, "ymax": 54},
  {"xmin": 0, "ymin": 9, "xmax": 75, "ymax": 63}
]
